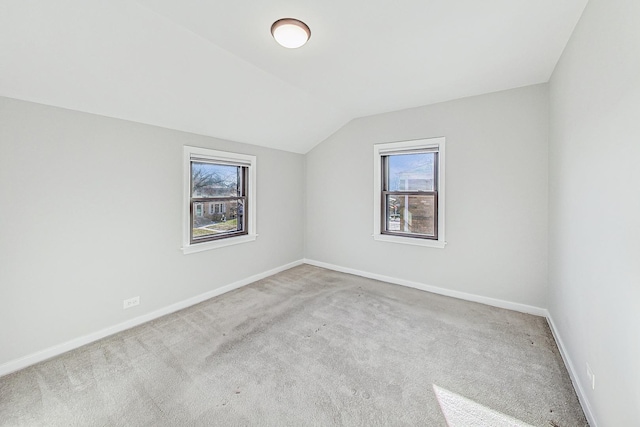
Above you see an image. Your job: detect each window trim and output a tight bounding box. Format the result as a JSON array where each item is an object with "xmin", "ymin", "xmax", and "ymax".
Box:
[
  {"xmin": 373, "ymin": 137, "xmax": 446, "ymax": 248},
  {"xmin": 182, "ymin": 146, "xmax": 257, "ymax": 254}
]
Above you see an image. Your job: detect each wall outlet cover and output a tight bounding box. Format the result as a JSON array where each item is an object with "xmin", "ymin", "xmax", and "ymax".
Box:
[{"xmin": 123, "ymin": 296, "xmax": 140, "ymax": 309}]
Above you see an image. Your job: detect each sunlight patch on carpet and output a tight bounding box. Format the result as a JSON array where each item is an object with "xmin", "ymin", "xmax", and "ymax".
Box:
[{"xmin": 433, "ymin": 385, "xmax": 534, "ymax": 427}]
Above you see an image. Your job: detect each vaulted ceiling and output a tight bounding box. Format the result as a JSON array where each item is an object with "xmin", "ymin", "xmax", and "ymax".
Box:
[{"xmin": 0, "ymin": 1, "xmax": 588, "ymax": 153}]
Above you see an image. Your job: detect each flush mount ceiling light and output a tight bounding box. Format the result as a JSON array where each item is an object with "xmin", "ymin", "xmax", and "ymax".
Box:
[{"xmin": 271, "ymin": 18, "xmax": 311, "ymax": 49}]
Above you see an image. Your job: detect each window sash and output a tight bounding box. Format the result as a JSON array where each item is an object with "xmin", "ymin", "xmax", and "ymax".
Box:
[
  {"xmin": 381, "ymin": 152, "xmax": 439, "ymax": 192},
  {"xmin": 381, "ymin": 192, "xmax": 438, "ymax": 239},
  {"xmin": 377, "ymin": 146, "xmax": 439, "ymax": 156},
  {"xmin": 190, "ymin": 198, "xmax": 247, "ymax": 243},
  {"xmin": 190, "ymin": 156, "xmax": 252, "ymax": 167}
]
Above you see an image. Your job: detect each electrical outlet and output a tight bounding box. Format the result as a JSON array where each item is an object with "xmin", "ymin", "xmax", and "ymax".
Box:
[
  {"xmin": 586, "ymin": 363, "xmax": 595, "ymax": 390},
  {"xmin": 123, "ymin": 296, "xmax": 140, "ymax": 309}
]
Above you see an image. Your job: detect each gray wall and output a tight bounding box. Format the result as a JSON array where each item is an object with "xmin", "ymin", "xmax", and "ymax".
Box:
[
  {"xmin": 0, "ymin": 97, "xmax": 305, "ymax": 366},
  {"xmin": 548, "ymin": 0, "xmax": 640, "ymax": 424},
  {"xmin": 305, "ymin": 84, "xmax": 549, "ymax": 308}
]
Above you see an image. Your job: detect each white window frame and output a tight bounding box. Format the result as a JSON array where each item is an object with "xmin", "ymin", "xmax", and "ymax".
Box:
[
  {"xmin": 182, "ymin": 146, "xmax": 257, "ymax": 254},
  {"xmin": 373, "ymin": 137, "xmax": 446, "ymax": 248}
]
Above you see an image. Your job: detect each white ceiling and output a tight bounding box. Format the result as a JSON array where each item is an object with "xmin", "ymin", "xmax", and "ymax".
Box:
[{"xmin": 0, "ymin": 0, "xmax": 588, "ymax": 153}]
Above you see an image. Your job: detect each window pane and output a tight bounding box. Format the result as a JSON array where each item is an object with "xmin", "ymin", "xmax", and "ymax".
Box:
[
  {"xmin": 386, "ymin": 194, "xmax": 436, "ymax": 237},
  {"xmin": 387, "ymin": 153, "xmax": 435, "ymax": 191},
  {"xmin": 192, "ymin": 199, "xmax": 244, "ymax": 239},
  {"xmin": 191, "ymin": 162, "xmax": 239, "ymax": 198}
]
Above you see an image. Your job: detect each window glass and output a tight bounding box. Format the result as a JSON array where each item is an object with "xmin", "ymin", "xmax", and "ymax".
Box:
[
  {"xmin": 387, "ymin": 153, "xmax": 435, "ymax": 191},
  {"xmin": 192, "ymin": 199, "xmax": 242, "ymax": 238},
  {"xmin": 191, "ymin": 162, "xmax": 239, "ymax": 198},
  {"xmin": 386, "ymin": 194, "xmax": 436, "ymax": 237}
]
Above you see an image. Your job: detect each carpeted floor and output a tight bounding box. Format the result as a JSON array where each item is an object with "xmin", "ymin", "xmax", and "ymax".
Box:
[{"xmin": 0, "ymin": 265, "xmax": 588, "ymax": 426}]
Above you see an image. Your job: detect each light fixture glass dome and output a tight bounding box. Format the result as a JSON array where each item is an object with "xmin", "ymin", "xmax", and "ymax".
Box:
[{"xmin": 271, "ymin": 18, "xmax": 311, "ymax": 49}]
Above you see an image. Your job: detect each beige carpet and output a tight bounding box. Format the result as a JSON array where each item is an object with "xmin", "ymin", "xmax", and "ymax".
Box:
[{"xmin": 0, "ymin": 265, "xmax": 587, "ymax": 426}]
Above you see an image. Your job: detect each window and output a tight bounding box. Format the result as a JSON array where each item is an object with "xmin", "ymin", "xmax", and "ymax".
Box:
[
  {"xmin": 373, "ymin": 137, "xmax": 446, "ymax": 248},
  {"xmin": 183, "ymin": 146, "xmax": 256, "ymax": 254}
]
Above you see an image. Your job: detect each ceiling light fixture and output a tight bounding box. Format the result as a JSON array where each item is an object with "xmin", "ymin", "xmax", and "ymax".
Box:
[{"xmin": 271, "ymin": 18, "xmax": 311, "ymax": 49}]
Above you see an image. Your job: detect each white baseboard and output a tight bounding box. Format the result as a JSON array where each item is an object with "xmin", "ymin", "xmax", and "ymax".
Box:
[
  {"xmin": 303, "ymin": 259, "xmax": 547, "ymax": 316},
  {"xmin": 546, "ymin": 314, "xmax": 598, "ymax": 427},
  {"xmin": 0, "ymin": 259, "xmax": 304, "ymax": 378}
]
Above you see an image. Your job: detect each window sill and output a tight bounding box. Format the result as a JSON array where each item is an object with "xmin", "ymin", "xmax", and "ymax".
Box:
[
  {"xmin": 182, "ymin": 234, "xmax": 257, "ymax": 254},
  {"xmin": 373, "ymin": 233, "xmax": 446, "ymax": 249}
]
